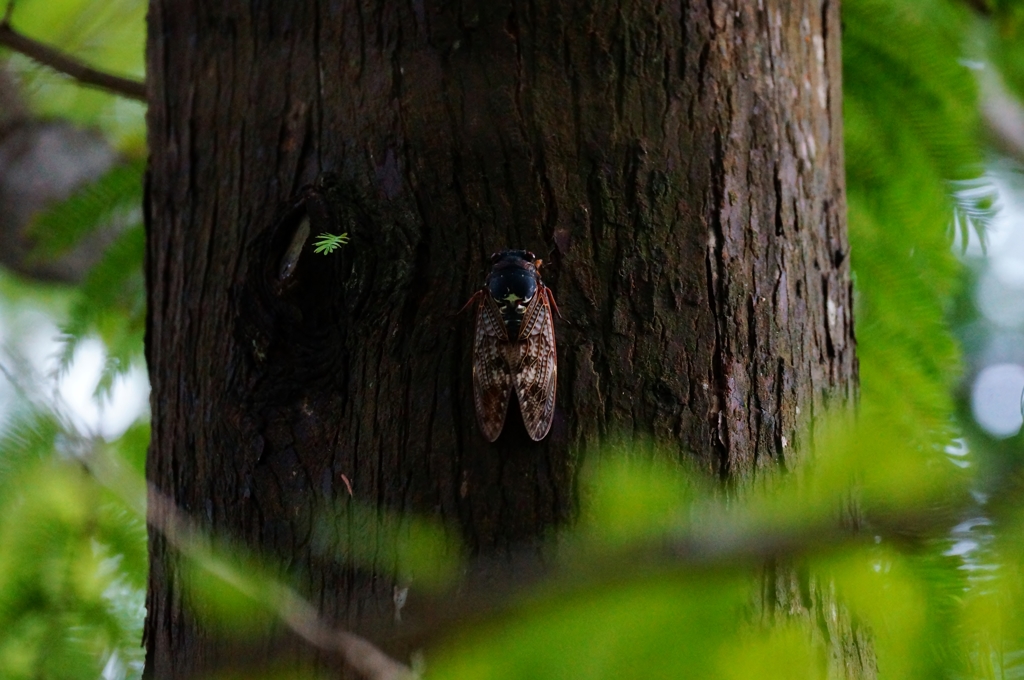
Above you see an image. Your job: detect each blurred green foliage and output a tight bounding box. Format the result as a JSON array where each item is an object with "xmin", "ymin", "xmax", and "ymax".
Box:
[
  {"xmin": 28, "ymin": 160, "xmax": 145, "ymax": 262},
  {"xmin": 430, "ymin": 440, "xmax": 956, "ymax": 680},
  {"xmin": 2, "ymin": 0, "xmax": 1024, "ymax": 678},
  {"xmin": 57, "ymin": 221, "xmax": 146, "ymax": 397},
  {"xmin": 844, "ymin": 0, "xmax": 981, "ymax": 447},
  {"xmin": 0, "ymin": 413, "xmax": 146, "ymax": 679},
  {"xmin": 984, "ymin": 1, "xmax": 1024, "ymax": 101},
  {"xmin": 316, "ymin": 502, "xmax": 463, "ymax": 588},
  {"xmin": 4, "ymin": 0, "xmax": 146, "ymax": 151}
]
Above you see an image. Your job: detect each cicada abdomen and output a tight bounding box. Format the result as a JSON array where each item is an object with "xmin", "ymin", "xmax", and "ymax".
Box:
[{"xmin": 465, "ymin": 250, "xmax": 558, "ymax": 442}]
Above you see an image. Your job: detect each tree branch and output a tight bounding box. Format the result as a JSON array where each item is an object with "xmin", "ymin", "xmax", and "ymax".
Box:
[
  {"xmin": 0, "ymin": 20, "xmax": 146, "ymax": 101},
  {"xmin": 387, "ymin": 505, "xmax": 956, "ymax": 651}
]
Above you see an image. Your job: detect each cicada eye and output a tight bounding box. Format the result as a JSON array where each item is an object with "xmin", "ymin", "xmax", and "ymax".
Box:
[
  {"xmin": 524, "ymin": 250, "xmax": 536, "ymax": 261},
  {"xmin": 490, "ymin": 252, "xmax": 503, "ymax": 264}
]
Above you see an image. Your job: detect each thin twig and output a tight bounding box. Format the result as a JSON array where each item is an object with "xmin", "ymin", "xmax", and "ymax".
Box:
[{"xmin": 0, "ymin": 20, "xmax": 146, "ymax": 101}]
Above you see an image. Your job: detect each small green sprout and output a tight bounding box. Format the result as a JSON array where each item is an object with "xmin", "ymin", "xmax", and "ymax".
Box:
[{"xmin": 313, "ymin": 232, "xmax": 350, "ymax": 254}]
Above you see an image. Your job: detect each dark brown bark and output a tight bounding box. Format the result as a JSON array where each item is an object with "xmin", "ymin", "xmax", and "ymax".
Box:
[{"xmin": 144, "ymin": 0, "xmax": 855, "ymax": 677}]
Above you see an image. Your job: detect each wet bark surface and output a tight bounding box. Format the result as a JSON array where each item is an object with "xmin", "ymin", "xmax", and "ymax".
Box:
[{"xmin": 144, "ymin": 0, "xmax": 855, "ymax": 676}]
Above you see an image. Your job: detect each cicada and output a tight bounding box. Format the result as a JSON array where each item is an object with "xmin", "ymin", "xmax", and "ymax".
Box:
[{"xmin": 463, "ymin": 250, "xmax": 559, "ymax": 442}]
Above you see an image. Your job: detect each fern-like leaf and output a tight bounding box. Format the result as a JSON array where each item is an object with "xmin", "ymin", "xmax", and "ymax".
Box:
[
  {"xmin": 29, "ymin": 158, "xmax": 145, "ymax": 259},
  {"xmin": 56, "ymin": 224, "xmax": 145, "ymax": 389},
  {"xmin": 845, "ymin": 0, "xmax": 983, "ymax": 450},
  {"xmin": 313, "ymin": 232, "xmax": 349, "ymax": 255}
]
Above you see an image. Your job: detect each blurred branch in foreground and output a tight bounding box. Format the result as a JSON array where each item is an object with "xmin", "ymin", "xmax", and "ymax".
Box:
[
  {"xmin": 0, "ymin": 8, "xmax": 145, "ymax": 101},
  {"xmin": 92, "ymin": 444, "xmax": 963, "ymax": 678},
  {"xmin": 392, "ymin": 495, "xmax": 961, "ymax": 653}
]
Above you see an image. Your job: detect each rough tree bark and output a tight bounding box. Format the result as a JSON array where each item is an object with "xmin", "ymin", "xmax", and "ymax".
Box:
[{"xmin": 144, "ymin": 0, "xmax": 857, "ymax": 677}]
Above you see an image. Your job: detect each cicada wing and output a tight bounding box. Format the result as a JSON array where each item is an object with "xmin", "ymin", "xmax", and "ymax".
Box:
[
  {"xmin": 472, "ymin": 295, "xmax": 513, "ymax": 442},
  {"xmin": 513, "ymin": 286, "xmax": 557, "ymax": 441}
]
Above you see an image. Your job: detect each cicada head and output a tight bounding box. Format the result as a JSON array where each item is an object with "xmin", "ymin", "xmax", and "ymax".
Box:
[{"xmin": 485, "ymin": 250, "xmax": 541, "ymax": 339}]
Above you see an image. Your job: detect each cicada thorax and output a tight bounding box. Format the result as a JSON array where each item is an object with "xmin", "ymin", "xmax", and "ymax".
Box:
[{"xmin": 470, "ymin": 249, "xmax": 558, "ymax": 442}]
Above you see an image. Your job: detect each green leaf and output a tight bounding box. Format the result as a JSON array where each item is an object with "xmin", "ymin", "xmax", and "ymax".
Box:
[{"xmin": 312, "ymin": 232, "xmax": 349, "ymax": 255}]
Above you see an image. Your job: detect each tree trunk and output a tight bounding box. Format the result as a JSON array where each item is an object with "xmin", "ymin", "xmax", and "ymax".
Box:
[{"xmin": 143, "ymin": 0, "xmax": 855, "ymax": 677}]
